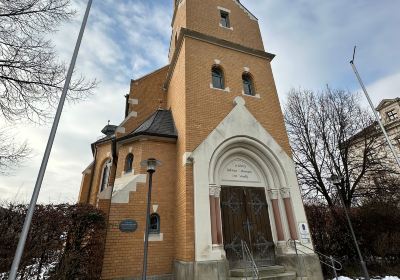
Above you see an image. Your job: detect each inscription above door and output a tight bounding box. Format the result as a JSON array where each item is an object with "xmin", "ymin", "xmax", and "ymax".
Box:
[{"xmin": 221, "ymin": 158, "xmax": 261, "ymax": 183}]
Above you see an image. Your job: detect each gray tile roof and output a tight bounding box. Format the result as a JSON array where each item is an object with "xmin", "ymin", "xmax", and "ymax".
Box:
[{"xmin": 128, "ymin": 109, "xmax": 177, "ymax": 138}]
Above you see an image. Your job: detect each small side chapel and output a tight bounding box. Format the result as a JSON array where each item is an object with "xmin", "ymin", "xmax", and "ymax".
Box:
[{"xmin": 78, "ymin": 0, "xmax": 323, "ymax": 279}]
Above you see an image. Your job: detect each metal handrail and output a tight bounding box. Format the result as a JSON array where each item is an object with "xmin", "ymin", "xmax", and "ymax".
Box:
[
  {"xmin": 241, "ymin": 240, "xmax": 259, "ymax": 279},
  {"xmin": 287, "ymin": 239, "xmax": 343, "ymax": 275}
]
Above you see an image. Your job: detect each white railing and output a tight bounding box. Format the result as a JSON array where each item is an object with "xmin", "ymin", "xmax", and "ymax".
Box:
[{"xmin": 241, "ymin": 240, "xmax": 259, "ymax": 279}]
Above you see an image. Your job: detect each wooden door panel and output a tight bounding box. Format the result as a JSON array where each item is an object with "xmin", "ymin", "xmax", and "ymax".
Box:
[
  {"xmin": 245, "ymin": 188, "xmax": 275, "ymax": 266},
  {"xmin": 221, "ymin": 187, "xmax": 275, "ymax": 268},
  {"xmin": 221, "ymin": 187, "xmax": 248, "ymax": 268}
]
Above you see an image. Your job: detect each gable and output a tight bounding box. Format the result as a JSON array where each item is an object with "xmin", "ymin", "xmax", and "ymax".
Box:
[{"xmin": 376, "ymin": 98, "xmax": 400, "ymax": 111}]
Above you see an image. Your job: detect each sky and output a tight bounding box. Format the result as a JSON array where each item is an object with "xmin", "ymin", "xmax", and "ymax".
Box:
[{"xmin": 1, "ymin": 0, "xmax": 400, "ymax": 204}]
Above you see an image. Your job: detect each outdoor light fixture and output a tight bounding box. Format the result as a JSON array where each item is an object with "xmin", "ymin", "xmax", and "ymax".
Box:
[
  {"xmin": 328, "ymin": 174, "xmax": 370, "ymax": 280},
  {"xmin": 140, "ymin": 158, "xmax": 161, "ymax": 280},
  {"xmin": 141, "ymin": 158, "xmax": 161, "ymax": 173}
]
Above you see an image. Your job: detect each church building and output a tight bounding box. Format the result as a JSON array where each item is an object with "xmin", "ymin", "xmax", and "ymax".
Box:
[{"xmin": 78, "ymin": 1, "xmax": 323, "ymax": 279}]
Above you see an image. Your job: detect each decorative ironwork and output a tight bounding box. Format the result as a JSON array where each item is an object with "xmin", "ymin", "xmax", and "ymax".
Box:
[
  {"xmin": 224, "ymin": 234, "xmax": 243, "ymax": 259},
  {"xmin": 254, "ymin": 233, "xmax": 275, "ymax": 261},
  {"xmin": 248, "ymin": 191, "xmax": 267, "ymax": 215},
  {"xmin": 222, "ymin": 191, "xmax": 242, "ymax": 214}
]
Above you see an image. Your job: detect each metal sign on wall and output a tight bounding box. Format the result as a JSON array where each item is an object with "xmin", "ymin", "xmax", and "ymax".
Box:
[{"xmin": 119, "ymin": 220, "xmax": 138, "ymax": 233}]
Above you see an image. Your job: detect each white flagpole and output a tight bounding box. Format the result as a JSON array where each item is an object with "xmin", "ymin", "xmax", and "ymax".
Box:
[
  {"xmin": 350, "ymin": 46, "xmax": 400, "ymax": 170},
  {"xmin": 8, "ymin": 1, "xmax": 93, "ymax": 279}
]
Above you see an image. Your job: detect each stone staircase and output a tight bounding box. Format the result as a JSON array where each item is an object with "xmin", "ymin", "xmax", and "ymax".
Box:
[{"xmin": 229, "ymin": 265, "xmax": 296, "ymax": 280}]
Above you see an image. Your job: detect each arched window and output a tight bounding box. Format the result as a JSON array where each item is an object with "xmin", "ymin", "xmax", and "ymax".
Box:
[
  {"xmin": 149, "ymin": 213, "xmax": 160, "ymax": 234},
  {"xmin": 242, "ymin": 73, "xmax": 255, "ymax": 96},
  {"xmin": 99, "ymin": 159, "xmax": 111, "ymax": 193},
  {"xmin": 212, "ymin": 66, "xmax": 225, "ymax": 89},
  {"xmin": 125, "ymin": 153, "xmax": 134, "ymax": 173}
]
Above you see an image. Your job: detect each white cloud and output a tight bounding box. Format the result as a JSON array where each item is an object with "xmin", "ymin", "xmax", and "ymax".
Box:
[{"xmin": 1, "ymin": 0, "xmax": 399, "ymax": 204}]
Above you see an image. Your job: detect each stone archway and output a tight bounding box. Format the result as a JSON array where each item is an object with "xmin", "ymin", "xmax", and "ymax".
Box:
[{"xmin": 207, "ymin": 142, "xmax": 286, "ymax": 267}]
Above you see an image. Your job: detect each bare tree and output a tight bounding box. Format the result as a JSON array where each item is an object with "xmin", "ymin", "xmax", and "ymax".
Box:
[
  {"xmin": 0, "ymin": 0, "xmax": 96, "ymax": 172},
  {"xmin": 284, "ymin": 88, "xmax": 396, "ymax": 208},
  {"xmin": 0, "ymin": 128, "xmax": 30, "ymax": 175}
]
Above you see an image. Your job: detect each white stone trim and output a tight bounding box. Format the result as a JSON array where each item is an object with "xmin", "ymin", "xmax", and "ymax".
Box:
[
  {"xmin": 152, "ymin": 204, "xmax": 159, "ymax": 213},
  {"xmin": 209, "ymin": 185, "xmax": 221, "ymax": 197},
  {"xmin": 217, "ymin": 6, "xmax": 231, "ymax": 13},
  {"xmin": 111, "ymin": 174, "xmax": 147, "ymax": 203},
  {"xmin": 145, "ymin": 233, "xmax": 163, "ymax": 242},
  {"xmin": 191, "ymin": 95, "xmax": 311, "ymax": 261},
  {"xmin": 280, "ymin": 188, "xmax": 291, "ymax": 198},
  {"xmin": 242, "ymin": 90, "xmax": 260, "ymax": 99},
  {"xmin": 214, "ymin": 59, "xmax": 221, "ymax": 65},
  {"xmin": 244, "ymin": 67, "xmax": 250, "ymax": 72},
  {"xmin": 182, "ymin": 152, "xmax": 193, "ymax": 166},
  {"xmin": 119, "ymin": 111, "xmax": 138, "ymax": 127},
  {"xmin": 269, "ymin": 189, "xmax": 279, "ymax": 200},
  {"xmin": 116, "ymin": 126, "xmax": 126, "ymax": 133},
  {"xmin": 219, "ymin": 24, "xmax": 233, "ymax": 31},
  {"xmin": 210, "ymin": 84, "xmax": 230, "ymax": 92},
  {"xmin": 128, "ymin": 98, "xmax": 138, "ymax": 105}
]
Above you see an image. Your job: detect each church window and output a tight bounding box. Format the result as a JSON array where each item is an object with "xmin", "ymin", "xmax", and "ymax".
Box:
[
  {"xmin": 99, "ymin": 159, "xmax": 111, "ymax": 193},
  {"xmin": 242, "ymin": 73, "xmax": 255, "ymax": 96},
  {"xmin": 387, "ymin": 109, "xmax": 398, "ymax": 121},
  {"xmin": 125, "ymin": 153, "xmax": 134, "ymax": 173},
  {"xmin": 220, "ymin": 11, "xmax": 230, "ymax": 28},
  {"xmin": 149, "ymin": 213, "xmax": 160, "ymax": 234},
  {"xmin": 212, "ymin": 66, "xmax": 225, "ymax": 89}
]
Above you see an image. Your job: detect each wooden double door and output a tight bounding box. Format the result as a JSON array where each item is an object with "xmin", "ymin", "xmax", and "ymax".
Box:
[{"xmin": 221, "ymin": 186, "xmax": 275, "ymax": 268}]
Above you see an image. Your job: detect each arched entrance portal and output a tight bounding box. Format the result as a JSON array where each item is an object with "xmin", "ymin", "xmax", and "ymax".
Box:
[
  {"xmin": 216, "ymin": 154, "xmax": 275, "ymax": 268},
  {"xmin": 205, "ymin": 137, "xmax": 296, "ymax": 268}
]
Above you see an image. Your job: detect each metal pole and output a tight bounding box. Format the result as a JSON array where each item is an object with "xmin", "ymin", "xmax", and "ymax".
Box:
[
  {"xmin": 8, "ymin": 1, "xmax": 93, "ymax": 279},
  {"xmin": 330, "ymin": 255, "xmax": 338, "ymax": 280},
  {"xmin": 336, "ymin": 183, "xmax": 370, "ymax": 280},
  {"xmin": 350, "ymin": 47, "xmax": 400, "ymax": 170},
  {"xmin": 142, "ymin": 170, "xmax": 154, "ymax": 280}
]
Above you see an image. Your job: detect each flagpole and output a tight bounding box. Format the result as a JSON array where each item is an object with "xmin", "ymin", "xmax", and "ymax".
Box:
[
  {"xmin": 8, "ymin": 1, "xmax": 93, "ymax": 279},
  {"xmin": 350, "ymin": 46, "xmax": 400, "ymax": 170}
]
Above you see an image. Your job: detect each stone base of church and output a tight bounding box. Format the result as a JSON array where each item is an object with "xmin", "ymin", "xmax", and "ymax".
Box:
[
  {"xmin": 111, "ymin": 275, "xmax": 174, "ymax": 280},
  {"xmin": 276, "ymin": 254, "xmax": 324, "ymax": 280},
  {"xmin": 173, "ymin": 254, "xmax": 323, "ymax": 280},
  {"xmin": 174, "ymin": 259, "xmax": 229, "ymax": 280}
]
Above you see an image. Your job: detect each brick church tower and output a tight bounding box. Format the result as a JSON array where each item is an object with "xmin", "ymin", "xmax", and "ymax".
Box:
[{"xmin": 78, "ymin": 1, "xmax": 323, "ymax": 279}]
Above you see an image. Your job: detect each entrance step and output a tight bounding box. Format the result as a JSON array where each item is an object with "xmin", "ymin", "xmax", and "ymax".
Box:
[
  {"xmin": 231, "ymin": 265, "xmax": 285, "ymax": 277},
  {"xmin": 229, "ymin": 266, "xmax": 296, "ymax": 280}
]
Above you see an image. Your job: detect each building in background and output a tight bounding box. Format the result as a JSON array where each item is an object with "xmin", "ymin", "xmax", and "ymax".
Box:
[{"xmin": 78, "ymin": 1, "xmax": 323, "ymax": 279}]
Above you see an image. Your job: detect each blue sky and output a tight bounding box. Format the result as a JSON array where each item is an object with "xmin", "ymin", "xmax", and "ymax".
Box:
[{"xmin": 1, "ymin": 0, "xmax": 399, "ymax": 203}]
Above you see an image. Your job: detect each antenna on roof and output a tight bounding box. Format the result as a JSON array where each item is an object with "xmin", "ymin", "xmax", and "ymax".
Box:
[
  {"xmin": 349, "ymin": 46, "xmax": 400, "ymax": 169},
  {"xmin": 108, "ymin": 120, "xmax": 110, "ymax": 125}
]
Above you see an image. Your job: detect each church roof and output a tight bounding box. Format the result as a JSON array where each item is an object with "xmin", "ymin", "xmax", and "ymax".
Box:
[
  {"xmin": 120, "ymin": 109, "xmax": 178, "ymax": 141},
  {"xmin": 376, "ymin": 98, "xmax": 400, "ymax": 111}
]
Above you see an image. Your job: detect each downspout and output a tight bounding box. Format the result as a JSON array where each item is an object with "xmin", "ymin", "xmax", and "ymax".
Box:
[{"xmin": 124, "ymin": 94, "xmax": 129, "ymax": 118}]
